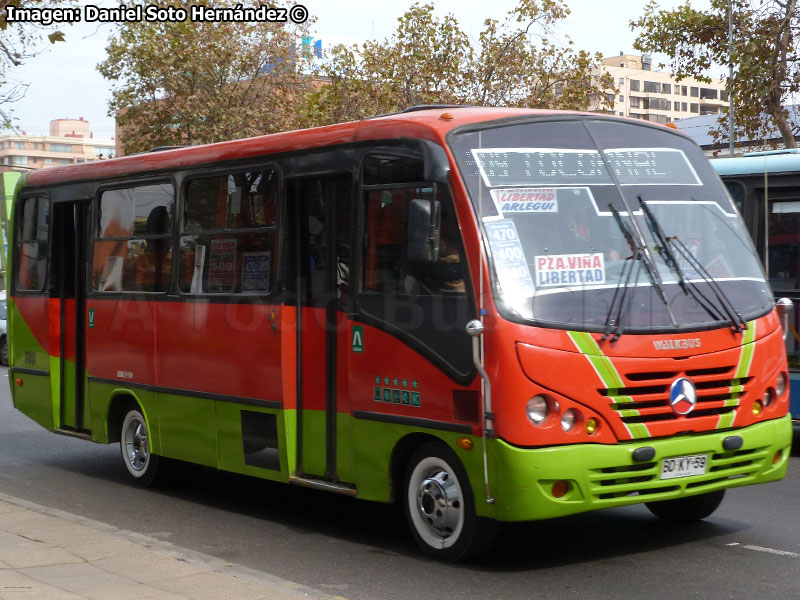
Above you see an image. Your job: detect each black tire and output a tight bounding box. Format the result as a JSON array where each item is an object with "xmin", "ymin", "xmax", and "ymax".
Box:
[
  {"xmin": 0, "ymin": 336, "xmax": 8, "ymax": 367},
  {"xmin": 646, "ymin": 490, "xmax": 725, "ymax": 523},
  {"xmin": 119, "ymin": 407, "xmax": 162, "ymax": 486},
  {"xmin": 403, "ymin": 442, "xmax": 496, "ymax": 561}
]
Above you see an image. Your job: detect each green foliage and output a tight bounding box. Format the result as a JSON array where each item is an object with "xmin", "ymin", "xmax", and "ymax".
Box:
[
  {"xmin": 0, "ymin": 1, "xmax": 72, "ymax": 128},
  {"xmin": 632, "ymin": 0, "xmax": 800, "ymax": 149},
  {"xmin": 302, "ymin": 0, "xmax": 615, "ymax": 128},
  {"xmin": 102, "ymin": 0, "xmax": 615, "ymax": 149},
  {"xmin": 98, "ymin": 0, "xmax": 312, "ymax": 154}
]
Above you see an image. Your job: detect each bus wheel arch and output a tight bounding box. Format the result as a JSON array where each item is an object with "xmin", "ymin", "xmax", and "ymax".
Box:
[
  {"xmin": 390, "ymin": 433, "xmax": 442, "ymax": 503},
  {"xmin": 106, "ymin": 393, "xmax": 141, "ymax": 444},
  {"xmin": 400, "ymin": 440, "xmax": 496, "ymax": 561}
]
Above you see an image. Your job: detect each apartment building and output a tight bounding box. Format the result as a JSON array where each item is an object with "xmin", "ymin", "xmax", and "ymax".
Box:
[
  {"xmin": 0, "ymin": 118, "xmax": 116, "ymax": 172},
  {"xmin": 598, "ymin": 54, "xmax": 729, "ymax": 124}
]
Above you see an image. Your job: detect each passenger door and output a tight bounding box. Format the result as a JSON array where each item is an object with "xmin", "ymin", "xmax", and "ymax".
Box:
[
  {"xmin": 50, "ymin": 200, "xmax": 90, "ymax": 432},
  {"xmin": 289, "ymin": 175, "xmax": 352, "ymax": 480}
]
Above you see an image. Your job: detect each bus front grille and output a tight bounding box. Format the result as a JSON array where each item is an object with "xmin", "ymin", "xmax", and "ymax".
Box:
[{"xmin": 599, "ymin": 366, "xmax": 752, "ymax": 432}]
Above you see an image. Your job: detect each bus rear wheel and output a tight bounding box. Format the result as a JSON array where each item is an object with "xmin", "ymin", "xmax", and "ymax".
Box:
[
  {"xmin": 645, "ymin": 490, "xmax": 725, "ymax": 523},
  {"xmin": 403, "ymin": 442, "xmax": 495, "ymax": 561},
  {"xmin": 120, "ymin": 407, "xmax": 161, "ymax": 486}
]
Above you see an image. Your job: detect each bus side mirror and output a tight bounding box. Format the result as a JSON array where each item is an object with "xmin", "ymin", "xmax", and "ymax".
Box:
[
  {"xmin": 420, "ymin": 140, "xmax": 450, "ymax": 184},
  {"xmin": 777, "ymin": 297, "xmax": 793, "ymax": 340},
  {"xmin": 407, "ymin": 198, "xmax": 441, "ymax": 263}
]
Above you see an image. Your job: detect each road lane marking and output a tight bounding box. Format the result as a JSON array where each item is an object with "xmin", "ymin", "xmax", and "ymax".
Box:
[{"xmin": 727, "ymin": 542, "xmax": 800, "ymax": 558}]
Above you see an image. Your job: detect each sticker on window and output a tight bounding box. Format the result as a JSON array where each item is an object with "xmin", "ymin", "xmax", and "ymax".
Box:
[
  {"xmin": 535, "ymin": 253, "xmax": 606, "ymax": 287},
  {"xmin": 491, "ymin": 188, "xmax": 558, "ymax": 214},
  {"xmin": 208, "ymin": 238, "xmax": 237, "ymax": 292},
  {"xmin": 241, "ymin": 251, "xmax": 271, "ymax": 293},
  {"xmin": 484, "ymin": 219, "xmax": 535, "ymax": 301}
]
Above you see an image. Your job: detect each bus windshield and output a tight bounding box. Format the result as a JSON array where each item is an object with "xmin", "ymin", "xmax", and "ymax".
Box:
[{"xmin": 451, "ymin": 117, "xmax": 773, "ymax": 333}]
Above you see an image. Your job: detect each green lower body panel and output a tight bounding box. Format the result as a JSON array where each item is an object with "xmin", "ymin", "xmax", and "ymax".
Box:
[
  {"xmin": 347, "ymin": 416, "xmax": 495, "ymax": 517},
  {"xmin": 301, "ymin": 409, "xmax": 326, "ymax": 477},
  {"xmin": 491, "ymin": 415, "xmax": 793, "ymax": 522},
  {"xmin": 217, "ymin": 402, "xmax": 290, "ymax": 483},
  {"xmin": 12, "ymin": 372, "xmax": 53, "ymax": 430},
  {"xmin": 157, "ymin": 391, "xmax": 217, "ymax": 468}
]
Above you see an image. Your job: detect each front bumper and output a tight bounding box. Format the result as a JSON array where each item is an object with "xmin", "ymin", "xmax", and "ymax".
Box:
[{"xmin": 491, "ymin": 415, "xmax": 792, "ymax": 522}]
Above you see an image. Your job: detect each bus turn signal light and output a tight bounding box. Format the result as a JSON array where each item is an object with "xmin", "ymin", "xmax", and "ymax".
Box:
[
  {"xmin": 585, "ymin": 418, "xmax": 598, "ymax": 435},
  {"xmin": 15, "ymin": 378, "xmax": 22, "ymax": 387},
  {"xmin": 457, "ymin": 437, "xmax": 473, "ymax": 450},
  {"xmin": 752, "ymin": 400, "xmax": 763, "ymax": 416},
  {"xmin": 773, "ymin": 450, "xmax": 783, "ymax": 465}
]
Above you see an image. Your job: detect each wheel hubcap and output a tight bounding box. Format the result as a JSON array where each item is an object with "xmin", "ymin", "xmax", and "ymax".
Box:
[
  {"xmin": 416, "ymin": 469, "xmax": 462, "ymax": 538},
  {"xmin": 124, "ymin": 419, "xmax": 149, "ymax": 472}
]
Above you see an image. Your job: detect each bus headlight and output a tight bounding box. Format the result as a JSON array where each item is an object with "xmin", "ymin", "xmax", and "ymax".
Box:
[
  {"xmin": 776, "ymin": 372, "xmax": 787, "ymax": 397},
  {"xmin": 561, "ymin": 409, "xmax": 577, "ymax": 432},
  {"xmin": 526, "ymin": 395, "xmax": 552, "ymax": 425}
]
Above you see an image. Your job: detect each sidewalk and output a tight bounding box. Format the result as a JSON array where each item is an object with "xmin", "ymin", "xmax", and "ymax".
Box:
[{"xmin": 0, "ymin": 492, "xmax": 347, "ymax": 600}]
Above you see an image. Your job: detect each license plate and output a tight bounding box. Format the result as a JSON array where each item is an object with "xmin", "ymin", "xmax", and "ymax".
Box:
[{"xmin": 659, "ymin": 454, "xmax": 708, "ymax": 480}]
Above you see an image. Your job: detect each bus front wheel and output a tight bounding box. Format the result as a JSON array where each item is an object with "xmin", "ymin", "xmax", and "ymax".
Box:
[
  {"xmin": 645, "ymin": 490, "xmax": 725, "ymax": 523},
  {"xmin": 403, "ymin": 442, "xmax": 495, "ymax": 561},
  {"xmin": 120, "ymin": 407, "xmax": 161, "ymax": 486}
]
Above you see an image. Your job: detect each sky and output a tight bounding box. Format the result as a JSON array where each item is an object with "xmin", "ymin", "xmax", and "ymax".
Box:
[{"xmin": 7, "ymin": 0, "xmax": 713, "ymax": 140}]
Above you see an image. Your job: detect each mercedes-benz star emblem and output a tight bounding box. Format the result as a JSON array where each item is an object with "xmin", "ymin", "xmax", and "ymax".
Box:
[{"xmin": 669, "ymin": 377, "xmax": 697, "ymax": 416}]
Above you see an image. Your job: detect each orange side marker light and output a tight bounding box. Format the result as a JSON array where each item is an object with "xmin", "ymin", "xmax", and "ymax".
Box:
[
  {"xmin": 15, "ymin": 378, "xmax": 23, "ymax": 387},
  {"xmin": 456, "ymin": 437, "xmax": 473, "ymax": 450},
  {"xmin": 773, "ymin": 450, "xmax": 783, "ymax": 465}
]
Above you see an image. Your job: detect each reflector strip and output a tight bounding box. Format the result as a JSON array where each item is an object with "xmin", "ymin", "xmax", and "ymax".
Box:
[
  {"xmin": 567, "ymin": 331, "xmax": 651, "ymax": 439},
  {"xmin": 719, "ymin": 321, "xmax": 756, "ymax": 430}
]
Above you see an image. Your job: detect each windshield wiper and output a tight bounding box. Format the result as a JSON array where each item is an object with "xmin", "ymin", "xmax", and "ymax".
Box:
[
  {"xmin": 637, "ymin": 196, "xmax": 731, "ymax": 329},
  {"xmin": 671, "ymin": 238, "xmax": 747, "ymax": 333},
  {"xmin": 603, "ymin": 204, "xmax": 677, "ymax": 340}
]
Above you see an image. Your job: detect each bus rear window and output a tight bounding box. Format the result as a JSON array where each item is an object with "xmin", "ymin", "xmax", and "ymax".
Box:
[{"xmin": 15, "ymin": 196, "xmax": 48, "ymax": 292}]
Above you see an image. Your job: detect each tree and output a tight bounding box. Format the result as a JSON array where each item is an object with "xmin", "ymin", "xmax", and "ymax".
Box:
[
  {"xmin": 468, "ymin": 0, "xmax": 613, "ymax": 110},
  {"xmin": 301, "ymin": 0, "xmax": 614, "ymax": 128},
  {"xmin": 98, "ymin": 0, "xmax": 312, "ymax": 154},
  {"xmin": 0, "ymin": 1, "xmax": 73, "ymax": 127},
  {"xmin": 301, "ymin": 4, "xmax": 471, "ymax": 127},
  {"xmin": 632, "ymin": 0, "xmax": 800, "ymax": 149}
]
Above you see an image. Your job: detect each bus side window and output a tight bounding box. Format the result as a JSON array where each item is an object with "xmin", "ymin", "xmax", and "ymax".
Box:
[
  {"xmin": 92, "ymin": 183, "xmax": 174, "ymax": 293},
  {"xmin": 768, "ymin": 199, "xmax": 800, "ymax": 289},
  {"xmin": 724, "ymin": 181, "xmax": 744, "ymax": 212},
  {"xmin": 15, "ymin": 196, "xmax": 49, "ymax": 292},
  {"xmin": 179, "ymin": 168, "xmax": 279, "ymax": 295},
  {"xmin": 358, "ymin": 151, "xmax": 473, "ymax": 378},
  {"xmin": 362, "ymin": 187, "xmax": 465, "ymax": 295}
]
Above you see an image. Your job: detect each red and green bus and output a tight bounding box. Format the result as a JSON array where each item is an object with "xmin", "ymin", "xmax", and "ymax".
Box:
[{"xmin": 8, "ymin": 107, "xmax": 792, "ymax": 560}]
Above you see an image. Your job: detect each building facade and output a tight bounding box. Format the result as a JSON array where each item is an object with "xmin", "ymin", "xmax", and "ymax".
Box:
[
  {"xmin": 0, "ymin": 118, "xmax": 116, "ymax": 173},
  {"xmin": 598, "ymin": 54, "xmax": 729, "ymax": 124}
]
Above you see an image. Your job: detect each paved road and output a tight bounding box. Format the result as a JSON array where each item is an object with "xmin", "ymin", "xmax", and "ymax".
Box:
[{"xmin": 0, "ymin": 367, "xmax": 798, "ymax": 599}]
